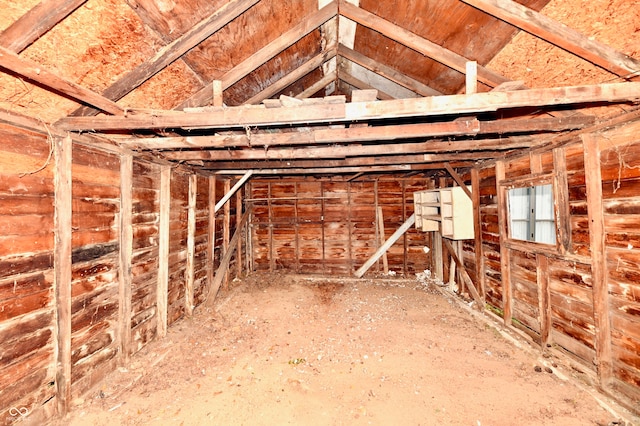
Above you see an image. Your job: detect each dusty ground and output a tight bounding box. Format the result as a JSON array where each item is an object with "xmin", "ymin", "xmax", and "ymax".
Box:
[{"xmin": 55, "ymin": 273, "xmax": 632, "ymax": 425}]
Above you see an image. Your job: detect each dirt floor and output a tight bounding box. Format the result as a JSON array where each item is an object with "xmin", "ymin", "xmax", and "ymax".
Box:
[{"xmin": 55, "ymin": 273, "xmax": 634, "ymax": 425}]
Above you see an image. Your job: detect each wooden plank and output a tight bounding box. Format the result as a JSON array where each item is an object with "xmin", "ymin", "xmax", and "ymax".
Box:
[
  {"xmin": 444, "ymin": 163, "xmax": 473, "ymax": 200},
  {"xmin": 581, "ymin": 133, "xmax": 613, "ymax": 388},
  {"xmin": 465, "ymin": 61, "xmax": 478, "ymax": 94},
  {"xmin": 185, "ymin": 174, "xmax": 196, "ymax": 316},
  {"xmin": 495, "ymin": 160, "xmax": 512, "ymax": 326},
  {"xmin": 214, "ymin": 170, "xmax": 253, "ymax": 213},
  {"xmin": 471, "ymin": 167, "xmax": 485, "ymax": 300},
  {"xmin": 537, "ymin": 253, "xmax": 551, "ymax": 347},
  {"xmin": 54, "ymin": 134, "xmax": 72, "ymax": 416},
  {"xmin": 57, "ymin": 82, "xmax": 637, "ymax": 131},
  {"xmin": 178, "ymin": 2, "xmax": 338, "ymax": 109},
  {"xmin": 338, "ymin": 43, "xmax": 441, "ymax": 97},
  {"xmin": 339, "ymin": 1, "xmax": 509, "ymax": 87},
  {"xmin": 207, "ymin": 176, "xmax": 216, "ymax": 298},
  {"xmin": 157, "ymin": 165, "xmax": 171, "ymax": 338},
  {"xmin": 236, "ymin": 189, "xmax": 243, "ymax": 278},
  {"xmin": 340, "ymin": 71, "xmax": 394, "ymax": 100},
  {"xmin": 0, "ymin": 0, "xmax": 87, "ymax": 53},
  {"xmin": 71, "ymin": 0, "xmax": 261, "ymax": 116},
  {"xmin": 460, "ymin": 0, "xmax": 640, "ymax": 78},
  {"xmin": 243, "ymin": 48, "xmax": 337, "ymax": 105},
  {"xmin": 296, "ymin": 71, "xmax": 336, "ymax": 99},
  {"xmin": 118, "ymin": 153, "xmax": 133, "ymax": 364},
  {"xmin": 205, "ymin": 207, "xmax": 252, "ymax": 304},
  {"xmin": 355, "ymin": 213, "xmax": 415, "ymax": 278},
  {"xmin": 0, "ymin": 46, "xmax": 123, "ymax": 115},
  {"xmin": 553, "ymin": 147, "xmax": 571, "ymax": 254},
  {"xmin": 376, "ymin": 206, "xmax": 389, "ymax": 273},
  {"xmin": 443, "ymin": 238, "xmax": 483, "ymax": 309},
  {"xmin": 212, "ymin": 81, "xmax": 223, "ymax": 107},
  {"xmin": 223, "ymin": 180, "xmax": 231, "ymax": 290}
]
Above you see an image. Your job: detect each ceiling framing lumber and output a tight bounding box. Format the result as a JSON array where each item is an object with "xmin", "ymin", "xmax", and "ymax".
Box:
[
  {"xmin": 71, "ymin": 0, "xmax": 261, "ymax": 116},
  {"xmin": 460, "ymin": 0, "xmax": 640, "ymax": 79},
  {"xmin": 243, "ymin": 48, "xmax": 337, "ymax": 105},
  {"xmin": 177, "ymin": 2, "xmax": 338, "ymax": 109},
  {"xmin": 0, "ymin": 46, "xmax": 124, "ymax": 115},
  {"xmin": 55, "ymin": 82, "xmax": 640, "ymax": 131},
  {"xmin": 210, "ymin": 162, "xmax": 476, "ymax": 175},
  {"xmin": 338, "ymin": 44, "xmax": 442, "ymax": 97},
  {"xmin": 338, "ymin": 1, "xmax": 510, "ymax": 88},
  {"xmin": 296, "ymin": 71, "xmax": 336, "ymax": 99},
  {"xmin": 0, "ymin": 0, "xmax": 87, "ymax": 53},
  {"xmin": 117, "ymin": 115, "xmax": 593, "ymax": 150},
  {"xmin": 339, "ymin": 70, "xmax": 395, "ymax": 100}
]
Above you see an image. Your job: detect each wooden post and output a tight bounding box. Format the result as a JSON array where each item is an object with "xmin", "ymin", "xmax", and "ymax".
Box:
[
  {"xmin": 355, "ymin": 213, "xmax": 416, "ymax": 278},
  {"xmin": 208, "ymin": 176, "xmax": 216, "ymax": 296},
  {"xmin": 157, "ymin": 165, "xmax": 171, "ymax": 338},
  {"xmin": 582, "ymin": 133, "xmax": 613, "ymax": 388},
  {"xmin": 376, "ymin": 206, "xmax": 389, "ymax": 273},
  {"xmin": 553, "ymin": 147, "xmax": 572, "ymax": 254},
  {"xmin": 54, "ymin": 134, "xmax": 72, "ymax": 416},
  {"xmin": 495, "ymin": 160, "xmax": 512, "ymax": 326},
  {"xmin": 236, "ymin": 189, "xmax": 243, "ymax": 278},
  {"xmin": 537, "ymin": 254, "xmax": 551, "ymax": 348},
  {"xmin": 212, "ymin": 80, "xmax": 223, "ymax": 107},
  {"xmin": 348, "ymin": 183, "xmax": 353, "ymax": 273},
  {"xmin": 471, "ymin": 167, "xmax": 485, "ymax": 300},
  {"xmin": 466, "ymin": 61, "xmax": 478, "ymax": 94},
  {"xmin": 433, "ymin": 231, "xmax": 443, "ymax": 282},
  {"xmin": 443, "ymin": 238, "xmax": 483, "ymax": 309},
  {"xmin": 294, "ymin": 182, "xmax": 300, "ymax": 273},
  {"xmin": 268, "ymin": 181, "xmax": 275, "ymax": 272},
  {"xmin": 223, "ymin": 179, "xmax": 231, "ymax": 289},
  {"xmin": 118, "ymin": 153, "xmax": 133, "ymax": 364},
  {"xmin": 185, "ymin": 174, "xmax": 196, "ymax": 316}
]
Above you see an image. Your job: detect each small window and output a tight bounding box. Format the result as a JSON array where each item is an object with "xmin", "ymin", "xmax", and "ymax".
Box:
[{"xmin": 508, "ymin": 184, "xmax": 555, "ymax": 245}]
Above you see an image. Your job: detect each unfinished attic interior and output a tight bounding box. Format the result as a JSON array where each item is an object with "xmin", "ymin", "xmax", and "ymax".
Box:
[{"xmin": 2, "ymin": 0, "xmax": 640, "ymax": 423}]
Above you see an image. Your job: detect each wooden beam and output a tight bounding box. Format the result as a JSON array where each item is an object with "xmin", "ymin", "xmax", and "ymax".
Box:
[
  {"xmin": 117, "ymin": 115, "xmax": 593, "ymax": 150},
  {"xmin": 338, "ymin": 44, "xmax": 441, "ymax": 97},
  {"xmin": 54, "ymin": 134, "xmax": 72, "ymax": 416},
  {"xmin": 56, "ymin": 82, "xmax": 638, "ymax": 131},
  {"xmin": 442, "ymin": 238, "xmax": 483, "ymax": 309},
  {"xmin": 537, "ymin": 253, "xmax": 551, "ymax": 348},
  {"xmin": 466, "ymin": 61, "xmax": 478, "ymax": 94},
  {"xmin": 118, "ymin": 153, "xmax": 133, "ymax": 364},
  {"xmin": 581, "ymin": 133, "xmax": 613, "ymax": 388},
  {"xmin": 207, "ymin": 176, "xmax": 216, "ymax": 299},
  {"xmin": 444, "ymin": 163, "xmax": 473, "ymax": 200},
  {"xmin": 0, "ymin": 0, "xmax": 87, "ymax": 53},
  {"xmin": 214, "ymin": 170, "xmax": 253, "ymax": 212},
  {"xmin": 210, "ymin": 162, "xmax": 476, "ymax": 175},
  {"xmin": 296, "ymin": 71, "xmax": 336, "ymax": 99},
  {"xmin": 471, "ymin": 167, "xmax": 485, "ymax": 300},
  {"xmin": 178, "ymin": 2, "xmax": 338, "ymax": 109},
  {"xmin": 157, "ymin": 165, "xmax": 171, "ymax": 338},
  {"xmin": 205, "ymin": 207, "xmax": 252, "ymax": 304},
  {"xmin": 376, "ymin": 206, "xmax": 389, "ymax": 274},
  {"xmin": 185, "ymin": 174, "xmax": 197, "ymax": 316},
  {"xmin": 552, "ymin": 147, "xmax": 572, "ymax": 254},
  {"xmin": 223, "ymin": 179, "xmax": 231, "ymax": 290},
  {"xmin": 339, "ymin": 1, "xmax": 509, "ymax": 87},
  {"xmin": 0, "ymin": 46, "xmax": 124, "ymax": 115},
  {"xmin": 339, "ymin": 71, "xmax": 394, "ymax": 100},
  {"xmin": 460, "ymin": 0, "xmax": 640, "ymax": 79},
  {"xmin": 243, "ymin": 48, "xmax": 337, "ymax": 105},
  {"xmin": 71, "ymin": 0, "xmax": 260, "ymax": 116},
  {"xmin": 495, "ymin": 160, "xmax": 512, "ymax": 326},
  {"xmin": 212, "ymin": 80, "xmax": 224, "ymax": 107},
  {"xmin": 236, "ymin": 190, "xmax": 243, "ymax": 278},
  {"xmin": 355, "ymin": 213, "xmax": 415, "ymax": 278}
]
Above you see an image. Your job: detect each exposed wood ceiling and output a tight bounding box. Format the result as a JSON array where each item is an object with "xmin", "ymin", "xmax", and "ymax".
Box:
[{"xmin": 0, "ymin": 0, "xmax": 639, "ymax": 177}]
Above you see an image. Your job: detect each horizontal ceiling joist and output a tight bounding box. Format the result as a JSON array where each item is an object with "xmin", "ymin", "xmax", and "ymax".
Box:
[
  {"xmin": 209, "ymin": 162, "xmax": 476, "ymax": 175},
  {"xmin": 161, "ymin": 136, "xmax": 536, "ymax": 161},
  {"xmin": 55, "ymin": 82, "xmax": 639, "ymax": 131},
  {"xmin": 338, "ymin": 0, "xmax": 509, "ymax": 88},
  {"xmin": 117, "ymin": 115, "xmax": 593, "ymax": 149},
  {"xmin": 460, "ymin": 0, "xmax": 640, "ymax": 79},
  {"xmin": 177, "ymin": 2, "xmax": 338, "ymax": 109},
  {"xmin": 71, "ymin": 0, "xmax": 261, "ymax": 116}
]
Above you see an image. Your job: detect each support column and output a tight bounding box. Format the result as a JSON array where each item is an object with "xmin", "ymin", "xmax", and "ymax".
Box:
[
  {"xmin": 495, "ymin": 160, "xmax": 512, "ymax": 326},
  {"xmin": 118, "ymin": 153, "xmax": 133, "ymax": 364},
  {"xmin": 157, "ymin": 166, "xmax": 171, "ymax": 338},
  {"xmin": 185, "ymin": 175, "xmax": 197, "ymax": 316}
]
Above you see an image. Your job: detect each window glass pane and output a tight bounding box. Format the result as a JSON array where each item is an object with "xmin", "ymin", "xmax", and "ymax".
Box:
[
  {"xmin": 508, "ymin": 184, "xmax": 555, "ymax": 245},
  {"xmin": 508, "ymin": 187, "xmax": 530, "ymax": 241}
]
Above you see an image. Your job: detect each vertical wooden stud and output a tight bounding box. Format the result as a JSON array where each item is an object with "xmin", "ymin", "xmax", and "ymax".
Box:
[
  {"xmin": 236, "ymin": 189, "xmax": 243, "ymax": 278},
  {"xmin": 223, "ymin": 179, "xmax": 231, "ymax": 289},
  {"xmin": 294, "ymin": 182, "xmax": 300, "ymax": 273},
  {"xmin": 376, "ymin": 206, "xmax": 389, "ymax": 273},
  {"xmin": 582, "ymin": 133, "xmax": 613, "ymax": 388},
  {"xmin": 553, "ymin": 147, "xmax": 572, "ymax": 254},
  {"xmin": 118, "ymin": 153, "xmax": 133, "ymax": 364},
  {"xmin": 374, "ymin": 180, "xmax": 380, "ymax": 272},
  {"xmin": 208, "ymin": 176, "xmax": 216, "ymax": 296},
  {"xmin": 157, "ymin": 165, "xmax": 171, "ymax": 338},
  {"xmin": 402, "ymin": 180, "xmax": 408, "ymax": 276},
  {"xmin": 268, "ymin": 181, "xmax": 274, "ymax": 272},
  {"xmin": 530, "ymin": 151, "xmax": 543, "ymax": 174},
  {"xmin": 321, "ymin": 181, "xmax": 326, "ymax": 274},
  {"xmin": 537, "ymin": 254, "xmax": 551, "ymax": 348},
  {"xmin": 185, "ymin": 174, "xmax": 197, "ymax": 316},
  {"xmin": 54, "ymin": 134, "xmax": 72, "ymax": 416},
  {"xmin": 495, "ymin": 160, "xmax": 512, "ymax": 326},
  {"xmin": 471, "ymin": 167, "xmax": 485, "ymax": 300},
  {"xmin": 348, "ymin": 182, "xmax": 353, "ymax": 273},
  {"xmin": 212, "ymin": 80, "xmax": 224, "ymax": 107},
  {"xmin": 433, "ymin": 231, "xmax": 443, "ymax": 282},
  {"xmin": 465, "ymin": 61, "xmax": 478, "ymax": 94}
]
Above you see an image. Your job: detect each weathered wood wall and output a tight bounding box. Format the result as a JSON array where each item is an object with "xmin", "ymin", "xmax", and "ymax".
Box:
[
  {"xmin": 249, "ymin": 177, "xmax": 431, "ymax": 276},
  {"xmin": 0, "ymin": 120, "xmax": 241, "ymax": 423},
  {"xmin": 476, "ymin": 116, "xmax": 640, "ymax": 409}
]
